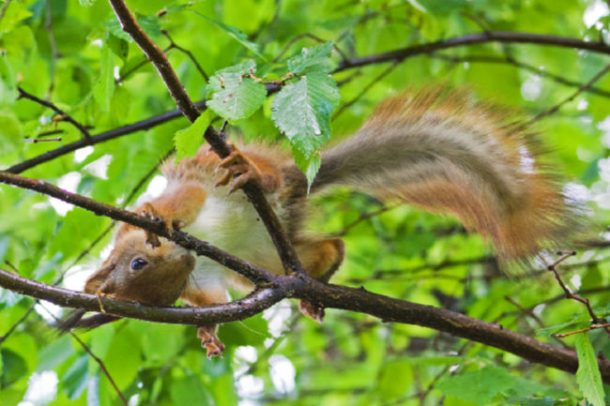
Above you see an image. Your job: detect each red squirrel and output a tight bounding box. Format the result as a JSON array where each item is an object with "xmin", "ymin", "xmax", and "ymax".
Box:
[{"xmin": 63, "ymin": 90, "xmax": 575, "ymax": 357}]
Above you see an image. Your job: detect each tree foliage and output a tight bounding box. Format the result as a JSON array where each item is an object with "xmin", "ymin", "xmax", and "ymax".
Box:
[{"xmin": 1, "ymin": 0, "xmax": 610, "ymax": 405}]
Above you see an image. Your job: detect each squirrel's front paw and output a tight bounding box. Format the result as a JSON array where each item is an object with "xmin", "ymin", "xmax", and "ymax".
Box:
[
  {"xmin": 197, "ymin": 325, "xmax": 225, "ymax": 359},
  {"xmin": 216, "ymin": 145, "xmax": 280, "ymax": 193},
  {"xmin": 215, "ymin": 145, "xmax": 263, "ymax": 193},
  {"xmin": 299, "ymin": 300, "xmax": 325, "ymax": 323}
]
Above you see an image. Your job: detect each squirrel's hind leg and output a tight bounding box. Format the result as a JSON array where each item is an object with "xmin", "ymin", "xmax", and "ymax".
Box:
[
  {"xmin": 181, "ymin": 286, "xmax": 228, "ymax": 358},
  {"xmin": 295, "ymin": 238, "xmax": 345, "ymax": 321}
]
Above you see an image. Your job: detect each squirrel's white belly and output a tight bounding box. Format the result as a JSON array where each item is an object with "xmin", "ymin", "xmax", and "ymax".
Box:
[{"xmin": 183, "ymin": 188, "xmax": 283, "ymax": 292}]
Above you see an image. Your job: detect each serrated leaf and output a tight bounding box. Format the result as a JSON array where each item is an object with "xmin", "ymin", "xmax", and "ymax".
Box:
[
  {"xmin": 207, "ymin": 61, "xmax": 266, "ymax": 120},
  {"xmin": 174, "ymin": 110, "xmax": 213, "ymax": 161},
  {"xmin": 207, "ymin": 60, "xmax": 256, "ymax": 90},
  {"xmin": 287, "ymin": 42, "xmax": 336, "ymax": 74},
  {"xmin": 271, "ymin": 72, "xmax": 339, "ymax": 157},
  {"xmin": 575, "ymin": 333, "xmax": 605, "ymax": 406}
]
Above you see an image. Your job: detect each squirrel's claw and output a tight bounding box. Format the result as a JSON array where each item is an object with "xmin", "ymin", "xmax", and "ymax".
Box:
[
  {"xmin": 299, "ymin": 300, "xmax": 325, "ymax": 323},
  {"xmin": 215, "ymin": 146, "xmax": 263, "ymax": 193},
  {"xmin": 95, "ymin": 289, "xmax": 107, "ymax": 313},
  {"xmin": 197, "ymin": 325, "xmax": 225, "ymax": 358}
]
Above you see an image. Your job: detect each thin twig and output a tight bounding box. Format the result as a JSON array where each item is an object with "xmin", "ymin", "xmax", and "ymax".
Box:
[
  {"xmin": 333, "ymin": 62, "xmax": 401, "ymax": 120},
  {"xmin": 547, "ymin": 251, "xmax": 610, "ymax": 337},
  {"xmin": 24, "ymin": 137, "xmax": 62, "ymax": 143},
  {"xmin": 504, "ymin": 296, "xmax": 571, "ymax": 349},
  {"xmin": 5, "ymin": 100, "xmax": 206, "ymax": 174},
  {"xmin": 556, "ymin": 323, "xmax": 610, "ymax": 338},
  {"xmin": 433, "ymin": 54, "xmax": 610, "ymax": 99},
  {"xmin": 272, "ymin": 32, "xmax": 349, "ymax": 63},
  {"xmin": 518, "ymin": 63, "xmax": 610, "ymax": 129},
  {"xmin": 336, "ymin": 31, "xmax": 610, "ymax": 71},
  {"xmin": 37, "ymin": 304, "xmax": 128, "ymax": 406},
  {"xmin": 332, "ymin": 204, "xmax": 397, "ymax": 237},
  {"xmin": 161, "ymin": 30, "xmax": 209, "ymax": 80},
  {"xmin": 18, "ymin": 87, "xmax": 91, "ymax": 138}
]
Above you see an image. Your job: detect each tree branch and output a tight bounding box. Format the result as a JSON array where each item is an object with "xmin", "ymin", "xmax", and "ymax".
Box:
[
  {"xmin": 6, "ymin": 101, "xmax": 206, "ymax": 174},
  {"xmin": 18, "ymin": 87, "xmax": 91, "ymax": 139},
  {"xmin": 0, "ymin": 268, "xmax": 283, "ymax": 325},
  {"xmin": 3, "ymin": 265, "xmax": 610, "ymax": 383},
  {"xmin": 291, "ymin": 277, "xmax": 610, "ymax": 383},
  {"xmin": 0, "ymin": 171, "xmax": 275, "ymax": 284},
  {"xmin": 336, "ymin": 31, "xmax": 610, "ymax": 71}
]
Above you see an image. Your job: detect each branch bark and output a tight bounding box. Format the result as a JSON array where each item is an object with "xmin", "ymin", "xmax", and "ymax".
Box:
[
  {"xmin": 3, "ymin": 265, "xmax": 610, "ymax": 383},
  {"xmin": 6, "ymin": 101, "xmax": 206, "ymax": 174},
  {"xmin": 337, "ymin": 31, "xmax": 610, "ymax": 71},
  {"xmin": 0, "ymin": 171, "xmax": 274, "ymax": 285},
  {"xmin": 0, "ymin": 268, "xmax": 283, "ymax": 325}
]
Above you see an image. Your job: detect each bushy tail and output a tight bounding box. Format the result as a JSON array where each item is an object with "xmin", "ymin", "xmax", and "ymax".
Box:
[{"xmin": 312, "ymin": 89, "xmax": 578, "ymax": 260}]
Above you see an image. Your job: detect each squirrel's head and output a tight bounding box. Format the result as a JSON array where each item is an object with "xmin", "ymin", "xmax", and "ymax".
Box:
[{"xmin": 84, "ymin": 229, "xmax": 196, "ymax": 305}]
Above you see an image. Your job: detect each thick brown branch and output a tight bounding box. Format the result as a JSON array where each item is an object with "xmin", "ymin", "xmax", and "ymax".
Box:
[
  {"xmin": 0, "ymin": 268, "xmax": 283, "ymax": 325},
  {"xmin": 290, "ymin": 276, "xmax": 610, "ymax": 383},
  {"xmin": 337, "ymin": 31, "xmax": 610, "ymax": 71},
  {"xmin": 3, "ymin": 267, "xmax": 610, "ymax": 384},
  {"xmin": 0, "ymin": 171, "xmax": 275, "ymax": 284},
  {"xmin": 108, "ymin": 0, "xmax": 304, "ymax": 275}
]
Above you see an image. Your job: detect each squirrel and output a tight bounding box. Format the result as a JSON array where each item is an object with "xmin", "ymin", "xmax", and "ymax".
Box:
[{"xmin": 61, "ymin": 89, "xmax": 575, "ymax": 357}]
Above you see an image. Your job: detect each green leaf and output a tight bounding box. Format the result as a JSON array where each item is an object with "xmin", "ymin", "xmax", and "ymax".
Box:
[
  {"xmin": 286, "ymin": 42, "xmax": 336, "ymax": 74},
  {"xmin": 192, "ymin": 12, "xmax": 266, "ymax": 60},
  {"xmin": 129, "ymin": 321, "xmax": 185, "ymax": 367},
  {"xmin": 220, "ymin": 314, "xmax": 270, "ymax": 347},
  {"xmin": 38, "ymin": 336, "xmax": 73, "ymax": 372},
  {"xmin": 0, "ymin": 110, "xmax": 21, "ymax": 154},
  {"xmin": 207, "ymin": 61, "xmax": 266, "ymax": 120},
  {"xmin": 0, "ymin": 1, "xmax": 32, "ymax": 34},
  {"xmin": 93, "ymin": 45, "xmax": 115, "ymax": 112},
  {"xmin": 62, "ymin": 355, "xmax": 89, "ymax": 399},
  {"xmin": 436, "ymin": 366, "xmax": 519, "ymax": 404},
  {"xmin": 174, "ymin": 110, "xmax": 213, "ymax": 161},
  {"xmin": 271, "ymin": 72, "xmax": 339, "ymax": 156},
  {"xmin": 170, "ymin": 375, "xmax": 214, "ymax": 405},
  {"xmin": 107, "ymin": 33, "xmax": 129, "ymax": 62},
  {"xmin": 292, "ymin": 148, "xmax": 321, "ymax": 190},
  {"xmin": 575, "ymin": 333, "xmax": 605, "ymax": 406},
  {"xmin": 0, "ymin": 349, "xmax": 28, "ymax": 389},
  {"xmin": 0, "ymin": 58, "xmax": 18, "ymax": 105},
  {"xmin": 377, "ymin": 359, "xmax": 413, "ymax": 399}
]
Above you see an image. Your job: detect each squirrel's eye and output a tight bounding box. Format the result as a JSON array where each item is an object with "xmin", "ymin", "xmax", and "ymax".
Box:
[{"xmin": 130, "ymin": 257, "xmax": 148, "ymax": 271}]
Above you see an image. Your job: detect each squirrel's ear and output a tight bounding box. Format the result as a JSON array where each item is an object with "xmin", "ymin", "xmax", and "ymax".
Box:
[{"xmin": 84, "ymin": 262, "xmax": 115, "ymax": 294}]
